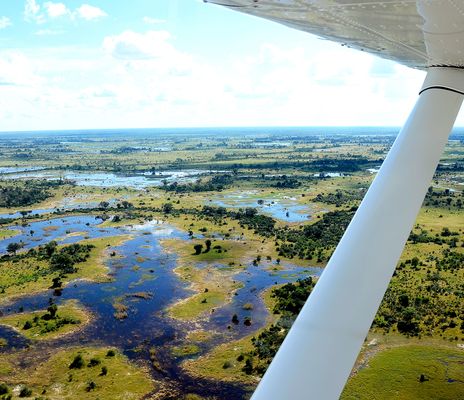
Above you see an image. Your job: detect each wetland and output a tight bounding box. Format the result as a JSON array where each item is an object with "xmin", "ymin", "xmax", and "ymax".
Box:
[{"xmin": 0, "ymin": 127, "xmax": 463, "ymax": 399}]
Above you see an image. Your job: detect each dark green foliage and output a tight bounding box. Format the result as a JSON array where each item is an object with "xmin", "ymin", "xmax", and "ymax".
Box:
[
  {"xmin": 241, "ymin": 278, "xmax": 315, "ymax": 376},
  {"xmin": 162, "ymin": 174, "xmax": 233, "ymax": 193},
  {"xmin": 86, "ymin": 381, "xmax": 96, "ymax": 392},
  {"xmin": 0, "ymin": 383, "xmax": 9, "ymax": 395},
  {"xmin": 272, "ymin": 176, "xmax": 301, "ymax": 189},
  {"xmin": 315, "ymin": 189, "xmax": 365, "ymax": 207},
  {"xmin": 23, "ymin": 320, "xmax": 33, "ymax": 330},
  {"xmin": 423, "ymin": 187, "xmax": 463, "ymax": 210},
  {"xmin": 0, "ymin": 182, "xmax": 49, "ymax": 208},
  {"xmin": 87, "ymin": 358, "xmax": 101, "ymax": 367},
  {"xmin": 275, "ymin": 210, "xmax": 354, "ymax": 259},
  {"xmin": 6, "ymin": 242, "xmax": 21, "ymax": 254},
  {"xmin": 272, "ymin": 277, "xmax": 315, "ymax": 315},
  {"xmin": 18, "ymin": 386, "xmax": 32, "ymax": 397},
  {"xmin": 161, "ymin": 203, "xmax": 174, "ymax": 214},
  {"xmin": 100, "ymin": 366, "xmax": 108, "ymax": 376},
  {"xmin": 45, "ymin": 242, "xmax": 94, "ymax": 274},
  {"xmin": 373, "ymin": 249, "xmax": 464, "ymax": 337},
  {"xmin": 193, "ymin": 244, "xmax": 203, "ymax": 255},
  {"xmin": 69, "ymin": 354, "xmax": 85, "ymax": 369},
  {"xmin": 106, "ymin": 349, "xmax": 116, "ymax": 357}
]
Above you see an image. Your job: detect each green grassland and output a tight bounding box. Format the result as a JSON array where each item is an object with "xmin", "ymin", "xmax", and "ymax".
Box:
[
  {"xmin": 181, "ymin": 286, "xmax": 279, "ymax": 384},
  {"xmin": 0, "ymin": 300, "xmax": 91, "ymax": 341},
  {"xmin": 0, "ymin": 235, "xmax": 132, "ymax": 303},
  {"xmin": 167, "ymin": 263, "xmax": 244, "ymax": 321},
  {"xmin": 0, "ymin": 346, "xmax": 155, "ymax": 399},
  {"xmin": 0, "ymin": 131, "xmax": 462, "ymax": 399},
  {"xmin": 0, "ymin": 229, "xmax": 20, "ymax": 240},
  {"xmin": 342, "ymin": 345, "xmax": 464, "ymax": 400}
]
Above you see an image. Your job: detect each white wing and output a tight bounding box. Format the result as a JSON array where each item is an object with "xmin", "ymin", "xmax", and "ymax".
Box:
[{"xmin": 206, "ymin": 1, "xmax": 464, "ymax": 399}]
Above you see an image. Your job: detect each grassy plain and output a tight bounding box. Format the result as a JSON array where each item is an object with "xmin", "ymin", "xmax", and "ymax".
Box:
[
  {"xmin": 0, "ymin": 130, "xmax": 462, "ymax": 399},
  {"xmin": 0, "ymin": 300, "xmax": 91, "ymax": 341},
  {"xmin": 0, "ymin": 346, "xmax": 154, "ymax": 399},
  {"xmin": 0, "ymin": 235, "xmax": 132, "ymax": 303}
]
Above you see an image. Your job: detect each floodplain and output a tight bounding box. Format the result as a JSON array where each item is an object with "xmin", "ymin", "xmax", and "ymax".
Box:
[{"xmin": 0, "ymin": 127, "xmax": 462, "ymax": 399}]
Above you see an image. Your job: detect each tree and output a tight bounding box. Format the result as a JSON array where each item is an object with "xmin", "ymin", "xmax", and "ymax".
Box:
[
  {"xmin": 19, "ymin": 386, "xmax": 32, "ymax": 397},
  {"xmin": 162, "ymin": 203, "xmax": 173, "ymax": 214},
  {"xmin": 23, "ymin": 320, "xmax": 33, "ymax": 330},
  {"xmin": 6, "ymin": 242, "xmax": 21, "ymax": 254},
  {"xmin": 69, "ymin": 354, "xmax": 85, "ymax": 369},
  {"xmin": 205, "ymin": 239, "xmax": 212, "ymax": 253},
  {"xmin": 50, "ymin": 253, "xmax": 75, "ymax": 274},
  {"xmin": 99, "ymin": 201, "xmax": 109, "ymax": 209},
  {"xmin": 47, "ymin": 304, "xmax": 58, "ymax": 318},
  {"xmin": 193, "ymin": 244, "xmax": 203, "ymax": 255}
]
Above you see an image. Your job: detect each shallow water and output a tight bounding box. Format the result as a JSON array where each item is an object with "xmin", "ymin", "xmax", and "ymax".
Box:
[
  {"xmin": 1, "ymin": 169, "xmax": 214, "ymax": 189},
  {"xmin": 211, "ymin": 192, "xmax": 311, "ymax": 222},
  {"xmin": 0, "ymin": 215, "xmax": 321, "ymax": 398}
]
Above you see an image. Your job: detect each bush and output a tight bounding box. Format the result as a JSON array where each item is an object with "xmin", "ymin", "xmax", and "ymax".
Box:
[
  {"xmin": 0, "ymin": 383, "xmax": 9, "ymax": 395},
  {"xmin": 69, "ymin": 354, "xmax": 85, "ymax": 369},
  {"xmin": 106, "ymin": 349, "xmax": 116, "ymax": 357},
  {"xmin": 19, "ymin": 386, "xmax": 32, "ymax": 397},
  {"xmin": 86, "ymin": 381, "xmax": 96, "ymax": 392},
  {"xmin": 222, "ymin": 361, "xmax": 233, "ymax": 369},
  {"xmin": 23, "ymin": 320, "xmax": 33, "ymax": 330},
  {"xmin": 87, "ymin": 358, "xmax": 101, "ymax": 367}
]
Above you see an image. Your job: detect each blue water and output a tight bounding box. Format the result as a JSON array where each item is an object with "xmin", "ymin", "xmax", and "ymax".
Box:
[
  {"xmin": 0, "ymin": 215, "xmax": 321, "ymax": 398},
  {"xmin": 212, "ymin": 194, "xmax": 311, "ymax": 223}
]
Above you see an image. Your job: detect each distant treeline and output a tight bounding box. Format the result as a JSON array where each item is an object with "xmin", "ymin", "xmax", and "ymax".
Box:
[{"xmin": 0, "ymin": 180, "xmax": 72, "ymax": 208}]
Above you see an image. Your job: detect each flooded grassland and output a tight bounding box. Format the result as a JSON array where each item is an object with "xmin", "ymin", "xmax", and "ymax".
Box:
[{"xmin": 0, "ymin": 130, "xmax": 463, "ymax": 399}]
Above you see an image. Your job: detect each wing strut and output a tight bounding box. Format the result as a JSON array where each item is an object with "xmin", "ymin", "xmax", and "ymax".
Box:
[{"xmin": 251, "ymin": 67, "xmax": 464, "ymax": 400}]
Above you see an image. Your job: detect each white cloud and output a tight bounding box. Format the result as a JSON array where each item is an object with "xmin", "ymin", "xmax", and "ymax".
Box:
[
  {"xmin": 0, "ymin": 52, "xmax": 43, "ymax": 87},
  {"xmin": 76, "ymin": 4, "xmax": 107, "ymax": 21},
  {"xmin": 44, "ymin": 2, "xmax": 69, "ymax": 18},
  {"xmin": 24, "ymin": 1, "xmax": 107, "ymax": 23},
  {"xmin": 103, "ymin": 30, "xmax": 179, "ymax": 61},
  {"xmin": 0, "ymin": 16, "xmax": 12, "ymax": 29},
  {"xmin": 24, "ymin": 0, "xmax": 45, "ymax": 23},
  {"xmin": 6, "ymin": 29, "xmax": 464, "ymax": 132},
  {"xmin": 143, "ymin": 17, "xmax": 166, "ymax": 25}
]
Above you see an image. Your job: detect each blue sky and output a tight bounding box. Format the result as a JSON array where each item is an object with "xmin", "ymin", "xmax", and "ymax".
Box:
[{"xmin": 0, "ymin": 0, "xmax": 460, "ymax": 131}]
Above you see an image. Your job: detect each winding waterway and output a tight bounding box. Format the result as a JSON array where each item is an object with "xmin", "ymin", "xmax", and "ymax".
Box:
[{"xmin": 0, "ymin": 215, "xmax": 321, "ymax": 398}]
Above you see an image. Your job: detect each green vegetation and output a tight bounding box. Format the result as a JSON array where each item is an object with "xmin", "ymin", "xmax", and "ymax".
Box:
[
  {"xmin": 0, "ymin": 229, "xmax": 20, "ymax": 240},
  {"xmin": 342, "ymin": 345, "xmax": 464, "ymax": 400},
  {"xmin": 0, "ymin": 180, "xmax": 69, "ymax": 208},
  {"xmin": 0, "ymin": 347, "xmax": 154, "ymax": 399},
  {"xmin": 0, "ymin": 130, "xmax": 462, "ymax": 399},
  {"xmin": 239, "ymin": 278, "xmax": 316, "ymax": 376},
  {"xmin": 168, "ymin": 264, "xmax": 244, "ymax": 320},
  {"xmin": 0, "ymin": 235, "xmax": 131, "ymax": 302},
  {"xmin": 0, "ymin": 300, "xmax": 90, "ymax": 340},
  {"xmin": 171, "ymin": 344, "xmax": 201, "ymax": 358}
]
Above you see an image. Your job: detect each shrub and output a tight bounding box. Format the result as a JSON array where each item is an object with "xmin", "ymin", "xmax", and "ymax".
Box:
[
  {"xmin": 0, "ymin": 383, "xmax": 9, "ymax": 395},
  {"xmin": 23, "ymin": 320, "xmax": 33, "ymax": 330},
  {"xmin": 69, "ymin": 354, "xmax": 85, "ymax": 369},
  {"xmin": 86, "ymin": 381, "xmax": 96, "ymax": 392},
  {"xmin": 87, "ymin": 358, "xmax": 101, "ymax": 367},
  {"xmin": 19, "ymin": 386, "xmax": 32, "ymax": 397},
  {"xmin": 106, "ymin": 349, "xmax": 116, "ymax": 357},
  {"xmin": 222, "ymin": 361, "xmax": 233, "ymax": 369}
]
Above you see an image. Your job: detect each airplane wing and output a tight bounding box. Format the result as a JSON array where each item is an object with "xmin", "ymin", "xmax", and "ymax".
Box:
[
  {"xmin": 205, "ymin": 1, "xmax": 464, "ymax": 399},
  {"xmin": 207, "ymin": 0, "xmax": 464, "ymax": 69}
]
